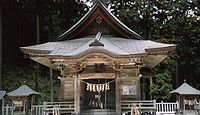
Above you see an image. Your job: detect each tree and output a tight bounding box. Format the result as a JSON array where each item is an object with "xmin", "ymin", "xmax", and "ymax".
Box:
[
  {"xmin": 2, "ymin": 0, "xmax": 89, "ymax": 102},
  {"xmin": 0, "ymin": 1, "xmax": 2, "ymax": 89},
  {"xmin": 149, "ymin": 53, "xmax": 176, "ymax": 101},
  {"xmin": 111, "ymin": 0, "xmax": 200, "ymax": 88},
  {"xmin": 150, "ymin": 70, "xmax": 173, "ymax": 101},
  {"xmin": 110, "ymin": 0, "xmax": 153, "ymax": 38},
  {"xmin": 2, "ymin": 64, "xmax": 60, "ymax": 103}
]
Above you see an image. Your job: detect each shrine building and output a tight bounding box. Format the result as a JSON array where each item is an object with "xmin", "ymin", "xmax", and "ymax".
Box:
[{"xmin": 20, "ymin": 1, "xmax": 176, "ymax": 114}]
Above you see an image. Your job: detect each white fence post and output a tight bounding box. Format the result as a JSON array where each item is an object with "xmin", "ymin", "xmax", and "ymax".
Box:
[
  {"xmin": 5, "ymin": 104, "xmax": 9, "ymax": 115},
  {"xmin": 11, "ymin": 103, "xmax": 14, "ymax": 115},
  {"xmin": 2, "ymin": 98, "xmax": 4, "ymax": 115},
  {"xmin": 177, "ymin": 101, "xmax": 180, "ymax": 112},
  {"xmin": 43, "ymin": 101, "xmax": 46, "ymax": 115},
  {"xmin": 32, "ymin": 105, "xmax": 44, "ymax": 115},
  {"xmin": 153, "ymin": 100, "xmax": 156, "ymax": 114},
  {"xmin": 161, "ymin": 101, "xmax": 164, "ymax": 112},
  {"xmin": 156, "ymin": 101, "xmax": 180, "ymax": 114}
]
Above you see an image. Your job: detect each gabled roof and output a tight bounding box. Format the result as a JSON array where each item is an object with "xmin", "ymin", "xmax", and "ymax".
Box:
[
  {"xmin": 170, "ymin": 80, "xmax": 200, "ymax": 95},
  {"xmin": 58, "ymin": 1, "xmax": 143, "ymax": 40},
  {"xmin": 7, "ymin": 85, "xmax": 40, "ymax": 97}
]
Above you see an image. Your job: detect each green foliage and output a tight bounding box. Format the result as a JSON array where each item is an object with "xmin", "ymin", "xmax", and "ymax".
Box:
[
  {"xmin": 2, "ymin": 65, "xmax": 35, "ymax": 92},
  {"xmin": 111, "ymin": 0, "xmax": 153, "ymax": 37},
  {"xmin": 149, "ymin": 55, "xmax": 176, "ymax": 101},
  {"xmin": 111, "ymin": 0, "xmax": 200, "ymax": 89},
  {"xmin": 2, "ymin": 64, "xmax": 59, "ymax": 104},
  {"xmin": 16, "ymin": 0, "xmax": 88, "ymax": 42},
  {"xmin": 150, "ymin": 70, "xmax": 173, "ymax": 101}
]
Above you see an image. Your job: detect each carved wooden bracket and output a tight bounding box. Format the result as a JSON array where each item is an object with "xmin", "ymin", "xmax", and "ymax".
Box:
[{"xmin": 111, "ymin": 61, "xmax": 123, "ymax": 72}]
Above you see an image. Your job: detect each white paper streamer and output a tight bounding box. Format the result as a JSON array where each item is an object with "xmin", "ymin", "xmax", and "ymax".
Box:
[{"xmin": 86, "ymin": 83, "xmax": 110, "ymax": 92}]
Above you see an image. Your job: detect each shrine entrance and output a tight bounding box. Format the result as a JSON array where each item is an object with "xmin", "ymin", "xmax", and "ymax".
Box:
[
  {"xmin": 20, "ymin": 1, "xmax": 176, "ymax": 115},
  {"xmin": 81, "ymin": 79, "xmax": 116, "ymax": 110}
]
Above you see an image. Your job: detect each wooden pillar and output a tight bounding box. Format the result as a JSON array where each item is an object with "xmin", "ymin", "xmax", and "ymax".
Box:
[
  {"xmin": 23, "ymin": 99, "xmax": 26, "ymax": 114},
  {"xmin": 115, "ymin": 73, "xmax": 121, "ymax": 115},
  {"xmin": 59, "ymin": 78, "xmax": 64, "ymax": 101},
  {"xmin": 141, "ymin": 78, "xmax": 146, "ymax": 100},
  {"xmin": 136, "ymin": 66, "xmax": 141, "ymax": 100},
  {"xmin": 137, "ymin": 77, "xmax": 141, "ymax": 100},
  {"xmin": 74, "ymin": 74, "xmax": 80, "ymax": 114}
]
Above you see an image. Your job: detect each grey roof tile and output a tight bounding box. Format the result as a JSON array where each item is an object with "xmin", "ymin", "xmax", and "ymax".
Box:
[
  {"xmin": 7, "ymin": 85, "xmax": 40, "ymax": 97},
  {"xmin": 21, "ymin": 36, "xmax": 175, "ymax": 57},
  {"xmin": 170, "ymin": 81, "xmax": 200, "ymax": 95}
]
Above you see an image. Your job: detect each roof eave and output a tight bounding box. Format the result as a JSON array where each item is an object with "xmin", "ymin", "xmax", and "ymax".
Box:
[
  {"xmin": 20, "ymin": 47, "xmax": 51, "ymax": 55},
  {"xmin": 145, "ymin": 45, "xmax": 176, "ymax": 55}
]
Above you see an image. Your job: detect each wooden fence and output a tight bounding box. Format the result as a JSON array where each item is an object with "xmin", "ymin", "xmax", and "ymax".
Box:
[
  {"xmin": 2, "ymin": 104, "xmax": 15, "ymax": 115},
  {"xmin": 32, "ymin": 105, "xmax": 44, "ymax": 115},
  {"xmin": 43, "ymin": 101, "xmax": 74, "ymax": 115},
  {"xmin": 2, "ymin": 101, "xmax": 179, "ymax": 115},
  {"xmin": 156, "ymin": 101, "xmax": 179, "ymax": 115},
  {"xmin": 121, "ymin": 100, "xmax": 157, "ymax": 114},
  {"xmin": 2, "ymin": 102, "xmax": 74, "ymax": 115}
]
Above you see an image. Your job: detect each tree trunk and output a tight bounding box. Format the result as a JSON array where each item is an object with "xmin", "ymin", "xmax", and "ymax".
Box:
[
  {"xmin": 0, "ymin": 1, "xmax": 2, "ymax": 90},
  {"xmin": 35, "ymin": 13, "xmax": 40, "ymax": 104},
  {"xmin": 50, "ymin": 68, "xmax": 54, "ymax": 101}
]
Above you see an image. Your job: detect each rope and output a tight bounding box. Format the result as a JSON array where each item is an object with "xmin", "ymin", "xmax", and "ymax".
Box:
[
  {"xmin": 80, "ymin": 78, "xmax": 116, "ymax": 85},
  {"xmin": 81, "ymin": 79, "xmax": 117, "ymax": 92}
]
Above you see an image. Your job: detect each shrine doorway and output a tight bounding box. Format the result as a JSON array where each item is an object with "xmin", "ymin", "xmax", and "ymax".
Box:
[{"xmin": 81, "ymin": 79, "xmax": 116, "ymax": 110}]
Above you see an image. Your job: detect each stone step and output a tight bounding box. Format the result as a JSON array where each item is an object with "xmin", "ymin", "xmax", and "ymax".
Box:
[{"xmin": 81, "ymin": 109, "xmax": 117, "ymax": 115}]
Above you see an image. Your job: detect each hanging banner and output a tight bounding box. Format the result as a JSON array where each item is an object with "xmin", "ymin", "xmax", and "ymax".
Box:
[
  {"xmin": 86, "ymin": 83, "xmax": 110, "ymax": 92},
  {"xmin": 13, "ymin": 100, "xmax": 23, "ymax": 107}
]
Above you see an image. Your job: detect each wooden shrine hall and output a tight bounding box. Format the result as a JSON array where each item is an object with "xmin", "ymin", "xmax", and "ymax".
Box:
[{"xmin": 20, "ymin": 1, "xmax": 176, "ymax": 114}]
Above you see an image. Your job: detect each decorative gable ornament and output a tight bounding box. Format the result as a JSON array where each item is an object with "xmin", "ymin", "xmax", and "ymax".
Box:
[{"xmin": 89, "ymin": 31, "xmax": 104, "ymax": 47}]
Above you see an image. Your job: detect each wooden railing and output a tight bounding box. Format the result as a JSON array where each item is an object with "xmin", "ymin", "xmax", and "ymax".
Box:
[
  {"xmin": 121, "ymin": 100, "xmax": 156, "ymax": 114},
  {"xmin": 32, "ymin": 105, "xmax": 44, "ymax": 115},
  {"xmin": 2, "ymin": 101, "xmax": 180, "ymax": 115},
  {"xmin": 43, "ymin": 101, "xmax": 74, "ymax": 115},
  {"xmin": 121, "ymin": 100, "xmax": 180, "ymax": 115},
  {"xmin": 2, "ymin": 104, "xmax": 15, "ymax": 115},
  {"xmin": 156, "ymin": 101, "xmax": 179, "ymax": 114}
]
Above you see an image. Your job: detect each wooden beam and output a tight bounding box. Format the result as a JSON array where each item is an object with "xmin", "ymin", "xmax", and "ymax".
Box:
[{"xmin": 79, "ymin": 73, "xmax": 116, "ymax": 79}]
